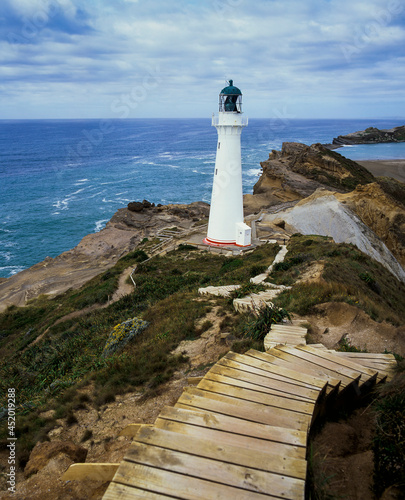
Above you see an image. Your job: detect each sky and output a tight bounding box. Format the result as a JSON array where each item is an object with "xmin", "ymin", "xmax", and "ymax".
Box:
[{"xmin": 1, "ymin": 0, "xmax": 405, "ymax": 119}]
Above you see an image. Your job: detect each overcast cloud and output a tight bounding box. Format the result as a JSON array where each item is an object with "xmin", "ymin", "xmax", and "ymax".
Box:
[{"xmin": 1, "ymin": 0, "xmax": 404, "ymax": 118}]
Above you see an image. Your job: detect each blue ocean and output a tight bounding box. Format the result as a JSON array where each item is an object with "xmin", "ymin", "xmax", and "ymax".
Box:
[{"xmin": 1, "ymin": 118, "xmax": 405, "ymax": 278}]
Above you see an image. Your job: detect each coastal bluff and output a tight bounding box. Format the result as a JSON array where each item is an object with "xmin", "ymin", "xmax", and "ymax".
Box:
[
  {"xmin": 244, "ymin": 141, "xmax": 375, "ymax": 212},
  {"xmin": 244, "ymin": 142, "xmax": 405, "ymax": 277},
  {"xmin": 333, "ymin": 125, "xmax": 405, "ymax": 145},
  {"xmin": 0, "ymin": 202, "xmax": 209, "ymax": 313}
]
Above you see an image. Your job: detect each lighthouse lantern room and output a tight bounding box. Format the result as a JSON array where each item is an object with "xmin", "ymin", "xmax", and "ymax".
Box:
[{"xmin": 205, "ymin": 80, "xmax": 251, "ymax": 247}]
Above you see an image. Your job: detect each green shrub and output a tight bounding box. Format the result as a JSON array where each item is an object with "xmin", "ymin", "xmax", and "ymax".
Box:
[
  {"xmin": 177, "ymin": 244, "xmax": 198, "ymax": 251},
  {"xmin": 373, "ymin": 374, "xmax": 405, "ymax": 496},
  {"xmin": 242, "ymin": 303, "xmax": 290, "ymax": 341},
  {"xmin": 119, "ymin": 249, "xmax": 148, "ymax": 263},
  {"xmin": 249, "ymin": 264, "xmax": 267, "ymax": 277},
  {"xmin": 230, "ymin": 283, "xmax": 267, "ymax": 300},
  {"xmin": 220, "ymin": 258, "xmax": 244, "ymax": 274}
]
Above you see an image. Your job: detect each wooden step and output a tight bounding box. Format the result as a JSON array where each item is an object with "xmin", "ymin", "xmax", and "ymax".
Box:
[
  {"xmin": 244, "ymin": 349, "xmax": 342, "ymax": 392},
  {"xmin": 111, "ymin": 460, "xmax": 295, "ymax": 499},
  {"xmin": 252, "ymin": 347, "xmax": 357, "ymax": 391},
  {"xmin": 222, "ymin": 352, "xmax": 329, "ymax": 393},
  {"xmin": 326, "ymin": 351, "xmax": 397, "ymax": 382},
  {"xmin": 155, "ymin": 406, "xmax": 307, "ymax": 459},
  {"xmin": 133, "ymin": 425, "xmax": 307, "ymax": 480},
  {"xmin": 62, "ymin": 463, "xmax": 119, "ymax": 481},
  {"xmin": 270, "ymin": 325, "xmax": 307, "ymax": 334},
  {"xmin": 113, "ymin": 425, "xmax": 306, "ymax": 499},
  {"xmin": 189, "ymin": 381, "xmax": 315, "ymax": 416},
  {"xmin": 296, "ymin": 345, "xmax": 378, "ymax": 381},
  {"xmin": 206, "ymin": 363, "xmax": 321, "ymax": 403},
  {"xmin": 103, "ymin": 483, "xmax": 179, "ymax": 499},
  {"xmin": 176, "ymin": 388, "xmax": 312, "ymax": 432}
]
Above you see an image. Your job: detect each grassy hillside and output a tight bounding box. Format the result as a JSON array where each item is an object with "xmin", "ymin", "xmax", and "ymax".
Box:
[
  {"xmin": 0, "ymin": 242, "xmax": 279, "ymax": 461},
  {"xmin": 270, "ymin": 234, "xmax": 405, "ymax": 325},
  {"xmin": 0, "ymin": 235, "xmax": 404, "ymax": 493}
]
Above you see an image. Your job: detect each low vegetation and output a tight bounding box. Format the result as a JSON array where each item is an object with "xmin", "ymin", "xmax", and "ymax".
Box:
[
  {"xmin": 271, "ymin": 234, "xmax": 405, "ymax": 325},
  {"xmin": 373, "ymin": 371, "xmax": 405, "ymax": 497},
  {"xmin": 0, "ymin": 233, "xmax": 404, "ymax": 497},
  {"xmin": 0, "ymin": 242, "xmax": 279, "ymax": 462}
]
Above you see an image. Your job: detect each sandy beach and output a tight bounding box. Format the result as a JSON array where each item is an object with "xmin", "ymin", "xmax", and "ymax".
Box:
[{"xmin": 357, "ymin": 159, "xmax": 405, "ymax": 183}]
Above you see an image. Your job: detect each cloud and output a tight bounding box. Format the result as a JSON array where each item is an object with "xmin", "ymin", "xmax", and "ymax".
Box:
[{"xmin": 1, "ymin": 0, "xmax": 404, "ymax": 118}]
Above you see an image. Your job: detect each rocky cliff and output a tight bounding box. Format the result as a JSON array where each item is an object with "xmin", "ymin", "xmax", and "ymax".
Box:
[
  {"xmin": 336, "ymin": 183, "xmax": 405, "ymax": 269},
  {"xmin": 245, "ymin": 142, "xmax": 375, "ymax": 212},
  {"xmin": 260, "ymin": 188, "xmax": 405, "ymax": 283},
  {"xmin": 333, "ymin": 125, "xmax": 405, "ymax": 145},
  {"xmin": 245, "ymin": 142, "xmax": 405, "ymax": 278}
]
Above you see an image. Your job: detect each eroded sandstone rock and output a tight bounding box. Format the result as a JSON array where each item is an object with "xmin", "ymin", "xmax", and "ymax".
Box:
[{"xmin": 24, "ymin": 441, "xmax": 87, "ymax": 478}]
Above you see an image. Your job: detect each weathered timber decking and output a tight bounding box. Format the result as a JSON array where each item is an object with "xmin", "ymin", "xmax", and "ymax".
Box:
[
  {"xmin": 62, "ymin": 320, "xmax": 397, "ymax": 499},
  {"xmin": 95, "ymin": 339, "xmax": 397, "ymax": 499}
]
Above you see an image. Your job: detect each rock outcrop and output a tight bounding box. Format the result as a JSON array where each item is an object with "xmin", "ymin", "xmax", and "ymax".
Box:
[
  {"xmin": 248, "ymin": 142, "xmax": 374, "ymax": 212},
  {"xmin": 127, "ymin": 199, "xmax": 155, "ymax": 212},
  {"xmin": 261, "ymin": 189, "xmax": 405, "ymax": 283},
  {"xmin": 24, "ymin": 441, "xmax": 87, "ymax": 478},
  {"xmin": 336, "ymin": 183, "xmax": 405, "ymax": 269},
  {"xmin": 333, "ymin": 125, "xmax": 405, "ymax": 145}
]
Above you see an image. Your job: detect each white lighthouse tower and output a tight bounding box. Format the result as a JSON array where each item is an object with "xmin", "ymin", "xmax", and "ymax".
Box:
[{"xmin": 205, "ymin": 80, "xmax": 251, "ymax": 247}]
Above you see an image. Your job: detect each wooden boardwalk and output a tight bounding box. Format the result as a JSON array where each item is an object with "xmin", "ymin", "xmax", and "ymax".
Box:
[
  {"xmin": 93, "ymin": 338, "xmax": 396, "ymax": 499},
  {"xmin": 63, "ymin": 320, "xmax": 397, "ymax": 499}
]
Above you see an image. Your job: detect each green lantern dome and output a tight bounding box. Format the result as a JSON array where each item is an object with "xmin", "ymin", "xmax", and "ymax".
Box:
[
  {"xmin": 220, "ymin": 79, "xmax": 242, "ymax": 96},
  {"xmin": 219, "ymin": 79, "xmax": 242, "ymax": 113}
]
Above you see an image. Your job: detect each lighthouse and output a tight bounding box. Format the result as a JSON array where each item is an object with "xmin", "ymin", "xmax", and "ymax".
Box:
[{"xmin": 205, "ymin": 80, "xmax": 251, "ymax": 247}]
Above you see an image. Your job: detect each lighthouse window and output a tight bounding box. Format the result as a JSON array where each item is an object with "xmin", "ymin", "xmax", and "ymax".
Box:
[
  {"xmin": 218, "ymin": 142, "xmax": 220, "ymax": 149},
  {"xmin": 215, "ymin": 169, "xmax": 218, "ymax": 175}
]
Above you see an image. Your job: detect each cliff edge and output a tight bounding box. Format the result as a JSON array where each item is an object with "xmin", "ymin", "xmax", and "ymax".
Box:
[{"xmin": 244, "ymin": 141, "xmax": 375, "ymax": 212}]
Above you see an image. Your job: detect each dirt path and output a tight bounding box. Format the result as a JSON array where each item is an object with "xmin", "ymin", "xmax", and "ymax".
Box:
[
  {"xmin": 57, "ymin": 266, "xmax": 135, "ymax": 324},
  {"xmin": 31, "ymin": 267, "xmax": 135, "ymax": 346}
]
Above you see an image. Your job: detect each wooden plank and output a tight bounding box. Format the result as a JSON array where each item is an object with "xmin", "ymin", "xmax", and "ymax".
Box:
[
  {"xmin": 345, "ymin": 360, "xmax": 393, "ymax": 372},
  {"xmin": 276, "ymin": 345, "xmax": 367, "ymax": 381},
  {"xmin": 119, "ymin": 424, "xmax": 153, "ymax": 437},
  {"xmin": 103, "ymin": 482, "xmax": 177, "ymax": 499},
  {"xmin": 123, "ymin": 443, "xmax": 306, "ymax": 497},
  {"xmin": 267, "ymin": 331, "xmax": 306, "ymax": 338},
  {"xmin": 245, "ymin": 349, "xmax": 343, "ymax": 389},
  {"xmin": 257, "ymin": 347, "xmax": 353, "ymax": 388},
  {"xmin": 218, "ymin": 356, "xmax": 324, "ymax": 393},
  {"xmin": 207, "ymin": 364, "xmax": 321, "ymax": 402},
  {"xmin": 196, "ymin": 379, "xmax": 315, "ymax": 415},
  {"xmin": 269, "ymin": 332, "xmax": 305, "ymax": 339},
  {"xmin": 62, "ymin": 463, "xmax": 119, "ymax": 481},
  {"xmin": 203, "ymin": 371, "xmax": 314, "ymax": 403},
  {"xmin": 176, "ymin": 389, "xmax": 311, "ymax": 432},
  {"xmin": 113, "ymin": 462, "xmax": 285, "ymax": 499},
  {"xmin": 187, "ymin": 377, "xmax": 203, "ymax": 385},
  {"xmin": 155, "ymin": 415, "xmax": 306, "ymax": 460},
  {"xmin": 223, "ymin": 352, "xmax": 327, "ymax": 390},
  {"xmin": 271, "ymin": 326, "xmax": 307, "ymax": 333},
  {"xmin": 309, "ymin": 344, "xmax": 328, "ymax": 350},
  {"xmin": 127, "ymin": 433, "xmax": 307, "ymax": 481},
  {"xmin": 296, "ymin": 345, "xmax": 378, "ymax": 379},
  {"xmin": 266, "ymin": 335, "xmax": 306, "ymax": 344},
  {"xmin": 158, "ymin": 406, "xmax": 307, "ymax": 449},
  {"xmin": 331, "ymin": 352, "xmax": 396, "ymax": 361}
]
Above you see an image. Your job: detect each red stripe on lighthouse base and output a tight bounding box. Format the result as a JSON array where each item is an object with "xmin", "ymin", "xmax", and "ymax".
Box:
[{"xmin": 203, "ymin": 237, "xmax": 251, "ymax": 248}]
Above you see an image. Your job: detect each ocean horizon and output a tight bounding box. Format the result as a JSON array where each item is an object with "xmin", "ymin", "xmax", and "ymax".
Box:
[{"xmin": 1, "ymin": 118, "xmax": 405, "ymax": 278}]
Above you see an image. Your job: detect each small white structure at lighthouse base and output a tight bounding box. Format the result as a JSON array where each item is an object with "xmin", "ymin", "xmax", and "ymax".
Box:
[{"xmin": 205, "ymin": 80, "xmax": 251, "ymax": 247}]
